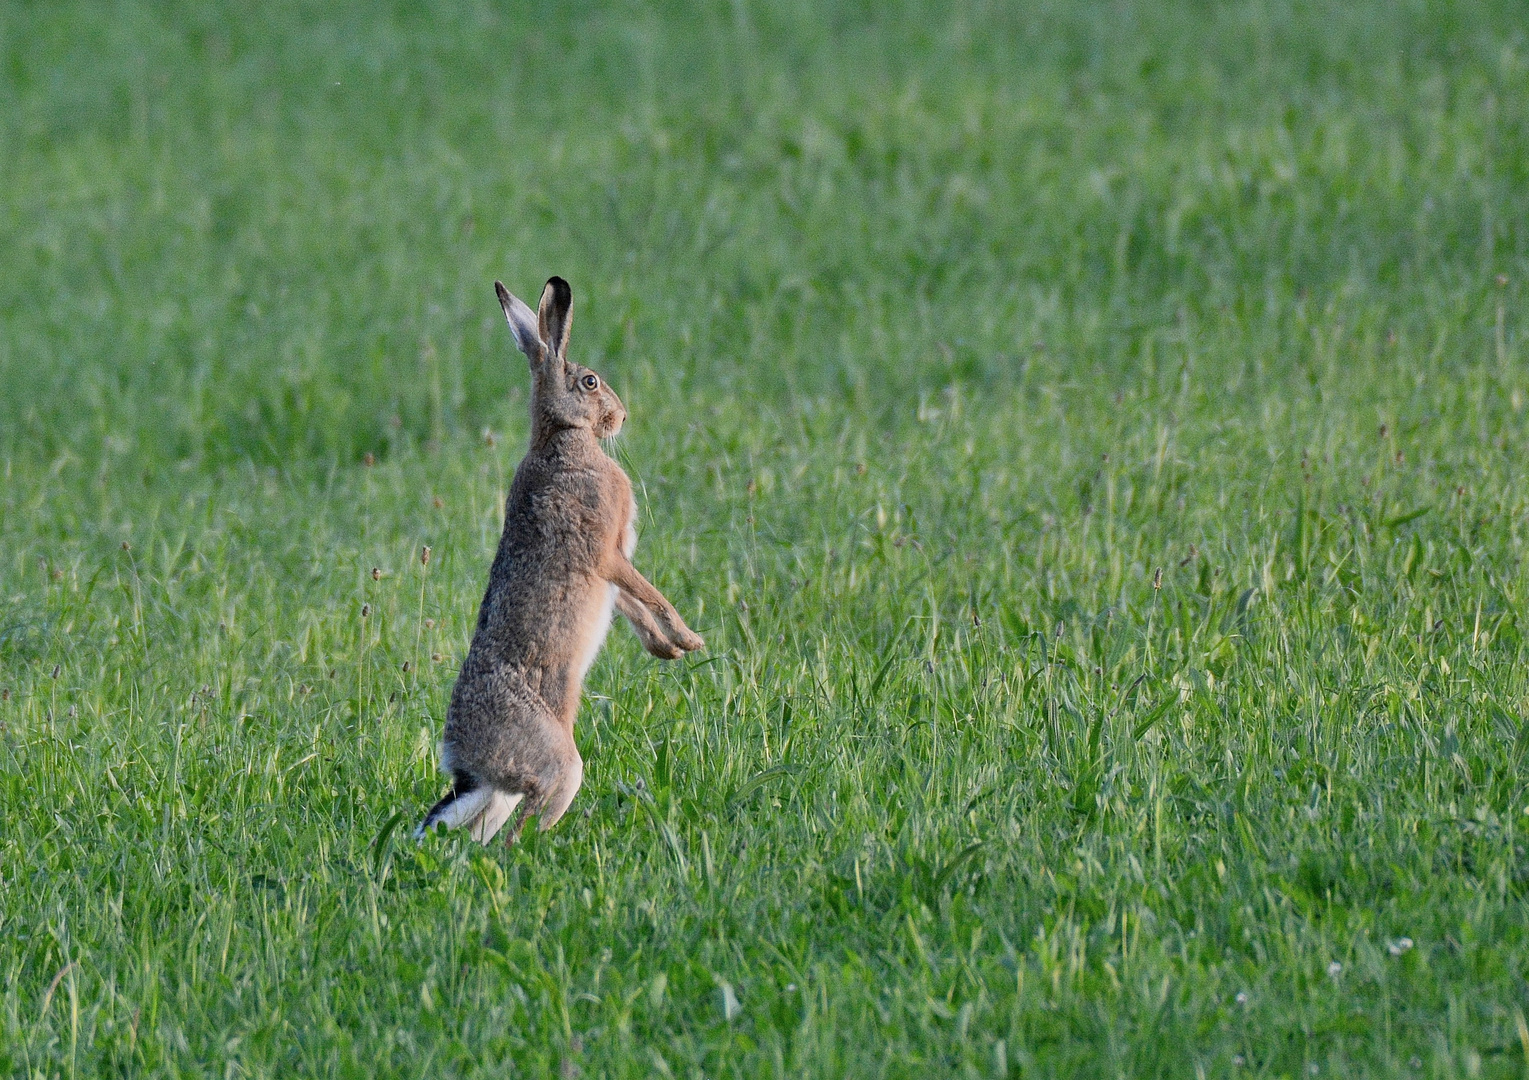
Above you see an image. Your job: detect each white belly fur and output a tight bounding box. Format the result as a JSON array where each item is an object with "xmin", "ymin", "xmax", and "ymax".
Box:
[
  {"xmin": 574, "ymin": 583, "xmax": 618, "ymax": 684},
  {"xmin": 572, "ymin": 494, "xmax": 635, "ymax": 684}
]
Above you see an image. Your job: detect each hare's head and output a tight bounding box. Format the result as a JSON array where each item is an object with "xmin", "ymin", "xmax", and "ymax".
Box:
[{"xmin": 496, "ymin": 277, "xmax": 626, "ymax": 440}]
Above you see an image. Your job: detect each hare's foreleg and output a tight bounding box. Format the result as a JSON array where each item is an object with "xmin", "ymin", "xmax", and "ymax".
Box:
[
  {"xmin": 616, "ymin": 589, "xmax": 684, "ymax": 659},
  {"xmin": 606, "ymin": 557, "xmax": 704, "ymax": 654}
]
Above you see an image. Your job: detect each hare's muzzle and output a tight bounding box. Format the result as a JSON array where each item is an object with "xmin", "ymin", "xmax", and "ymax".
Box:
[{"xmin": 595, "ymin": 395, "xmax": 626, "ymax": 439}]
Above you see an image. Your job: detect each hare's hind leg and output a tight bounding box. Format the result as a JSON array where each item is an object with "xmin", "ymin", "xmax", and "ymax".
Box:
[
  {"xmin": 499, "ymin": 739, "xmax": 582, "ymax": 844},
  {"xmin": 446, "ymin": 669, "xmax": 585, "ymax": 844},
  {"xmin": 470, "ymin": 789, "xmax": 525, "ymax": 843},
  {"xmin": 531, "ymin": 748, "xmax": 584, "ymax": 834}
]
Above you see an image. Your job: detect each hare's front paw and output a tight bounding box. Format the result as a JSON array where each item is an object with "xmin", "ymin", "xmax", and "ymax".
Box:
[
  {"xmin": 645, "ymin": 638, "xmax": 685, "ymax": 660},
  {"xmin": 674, "ymin": 627, "xmax": 705, "ymax": 653}
]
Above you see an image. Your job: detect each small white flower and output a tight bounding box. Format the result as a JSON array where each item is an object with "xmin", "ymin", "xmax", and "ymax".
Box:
[
  {"xmin": 1327, "ymin": 961, "xmax": 1342, "ymax": 978},
  {"xmin": 1387, "ymin": 937, "xmax": 1414, "ymax": 956},
  {"xmin": 1235, "ymin": 991, "xmax": 1248, "ymax": 1006},
  {"xmin": 1309, "ymin": 1063, "xmax": 1320, "ymax": 1075},
  {"xmin": 1232, "ymin": 1054, "xmax": 1246, "ymax": 1067}
]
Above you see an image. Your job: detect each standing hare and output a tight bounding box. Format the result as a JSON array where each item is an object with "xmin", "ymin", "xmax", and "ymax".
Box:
[{"xmin": 416, "ymin": 276, "xmax": 704, "ymax": 843}]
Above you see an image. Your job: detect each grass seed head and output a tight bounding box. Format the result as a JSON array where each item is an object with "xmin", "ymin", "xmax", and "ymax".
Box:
[
  {"xmin": 363, "ymin": 452, "xmax": 375, "ymax": 467},
  {"xmin": 421, "ymin": 545, "xmax": 431, "ymax": 565},
  {"xmin": 371, "ymin": 567, "xmax": 381, "ymax": 580},
  {"xmin": 361, "ymin": 603, "xmax": 371, "ymax": 618}
]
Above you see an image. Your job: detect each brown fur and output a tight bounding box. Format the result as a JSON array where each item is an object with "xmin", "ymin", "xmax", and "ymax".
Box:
[{"xmin": 416, "ymin": 277, "xmax": 704, "ymax": 843}]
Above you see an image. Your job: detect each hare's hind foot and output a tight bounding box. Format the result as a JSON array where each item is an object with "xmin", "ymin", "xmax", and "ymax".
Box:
[
  {"xmin": 414, "ymin": 775, "xmax": 525, "ymax": 843},
  {"xmin": 471, "ymin": 790, "xmax": 524, "ymax": 843}
]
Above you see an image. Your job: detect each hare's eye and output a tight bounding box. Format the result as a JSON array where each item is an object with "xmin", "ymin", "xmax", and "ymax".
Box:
[{"xmin": 580, "ymin": 374, "xmax": 599, "ymax": 391}]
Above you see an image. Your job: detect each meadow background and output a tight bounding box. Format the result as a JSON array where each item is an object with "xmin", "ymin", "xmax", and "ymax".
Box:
[{"xmin": 3, "ymin": 0, "xmax": 1529, "ymax": 1075}]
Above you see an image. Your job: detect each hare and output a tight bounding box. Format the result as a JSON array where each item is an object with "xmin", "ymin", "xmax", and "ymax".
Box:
[{"xmin": 416, "ymin": 276, "xmax": 704, "ymax": 844}]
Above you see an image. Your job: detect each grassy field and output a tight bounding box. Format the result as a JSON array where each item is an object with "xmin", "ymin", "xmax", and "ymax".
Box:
[{"xmin": 3, "ymin": 0, "xmax": 1529, "ymax": 1075}]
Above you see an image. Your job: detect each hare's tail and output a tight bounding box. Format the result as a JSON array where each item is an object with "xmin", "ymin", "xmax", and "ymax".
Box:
[{"xmin": 415, "ymin": 776, "xmax": 525, "ymax": 843}]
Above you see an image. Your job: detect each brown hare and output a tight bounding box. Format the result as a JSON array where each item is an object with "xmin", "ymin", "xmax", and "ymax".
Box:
[{"xmin": 416, "ymin": 276, "xmax": 704, "ymax": 844}]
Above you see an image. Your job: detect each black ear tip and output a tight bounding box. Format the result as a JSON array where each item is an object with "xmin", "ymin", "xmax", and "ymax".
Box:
[
  {"xmin": 546, "ymin": 276, "xmax": 572, "ymax": 306},
  {"xmin": 494, "ymin": 281, "xmax": 510, "ymax": 301}
]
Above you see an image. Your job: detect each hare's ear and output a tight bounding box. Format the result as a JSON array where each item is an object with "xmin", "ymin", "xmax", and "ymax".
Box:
[
  {"xmin": 538, "ymin": 276, "xmax": 573, "ymax": 361},
  {"xmin": 495, "ymin": 281, "xmax": 542, "ymax": 364}
]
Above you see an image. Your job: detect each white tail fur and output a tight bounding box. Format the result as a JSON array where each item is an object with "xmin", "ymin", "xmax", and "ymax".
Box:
[{"xmin": 413, "ymin": 787, "xmax": 524, "ymax": 842}]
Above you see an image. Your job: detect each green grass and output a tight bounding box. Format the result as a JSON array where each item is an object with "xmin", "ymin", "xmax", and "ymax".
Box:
[{"xmin": 4, "ymin": 0, "xmax": 1529, "ymax": 1075}]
